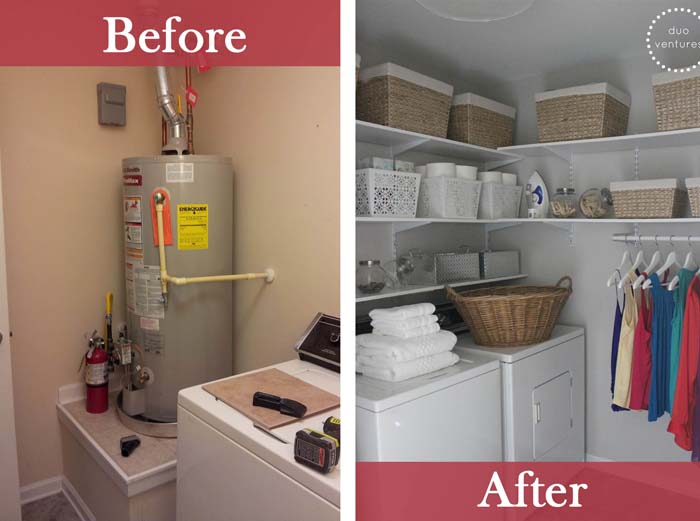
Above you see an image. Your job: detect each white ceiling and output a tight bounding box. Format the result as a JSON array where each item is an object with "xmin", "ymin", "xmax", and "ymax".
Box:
[{"xmin": 357, "ymin": 0, "xmax": 681, "ymax": 86}]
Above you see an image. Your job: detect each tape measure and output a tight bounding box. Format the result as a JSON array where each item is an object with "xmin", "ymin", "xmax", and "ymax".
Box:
[{"xmin": 294, "ymin": 428, "xmax": 338, "ymax": 474}]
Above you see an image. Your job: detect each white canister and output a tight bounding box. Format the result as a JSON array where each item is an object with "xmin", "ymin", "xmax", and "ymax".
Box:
[
  {"xmin": 502, "ymin": 173, "xmax": 518, "ymax": 186},
  {"xmin": 456, "ymin": 165, "xmax": 478, "ymax": 180},
  {"xmin": 478, "ymin": 171, "xmax": 503, "ymax": 184},
  {"xmin": 427, "ymin": 162, "xmax": 457, "ymax": 178}
]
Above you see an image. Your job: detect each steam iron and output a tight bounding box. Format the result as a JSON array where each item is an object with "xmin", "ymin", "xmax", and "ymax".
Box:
[{"xmin": 526, "ymin": 171, "xmax": 549, "ymax": 218}]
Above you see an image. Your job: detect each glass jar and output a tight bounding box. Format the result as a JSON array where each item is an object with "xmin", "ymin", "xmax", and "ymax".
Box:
[
  {"xmin": 356, "ymin": 260, "xmax": 390, "ymax": 294},
  {"xmin": 551, "ymin": 188, "xmax": 577, "ymax": 218},
  {"xmin": 579, "ymin": 188, "xmax": 612, "ymax": 219}
]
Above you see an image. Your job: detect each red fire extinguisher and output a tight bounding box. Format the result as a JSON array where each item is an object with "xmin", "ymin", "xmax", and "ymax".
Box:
[{"xmin": 85, "ymin": 336, "xmax": 108, "ymax": 414}]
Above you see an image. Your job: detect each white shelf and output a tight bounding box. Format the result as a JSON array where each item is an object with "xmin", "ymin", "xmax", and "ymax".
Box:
[
  {"xmin": 499, "ymin": 127, "xmax": 700, "ymax": 159},
  {"xmin": 356, "ymin": 121, "xmax": 521, "ymax": 168},
  {"xmin": 357, "ymin": 217, "xmax": 700, "ymax": 225},
  {"xmin": 356, "ymin": 274, "xmax": 528, "ymax": 303}
]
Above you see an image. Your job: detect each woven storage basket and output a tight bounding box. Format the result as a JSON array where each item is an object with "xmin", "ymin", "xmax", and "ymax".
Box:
[
  {"xmin": 357, "ymin": 63, "xmax": 454, "ymax": 138},
  {"xmin": 610, "ymin": 179, "xmax": 686, "ymax": 219},
  {"xmin": 478, "ymin": 184, "xmax": 522, "ymax": 220},
  {"xmin": 417, "ymin": 177, "xmax": 482, "ymax": 219},
  {"xmin": 448, "ymin": 93, "xmax": 515, "ymax": 149},
  {"xmin": 686, "ymin": 178, "xmax": 700, "ymax": 217},
  {"xmin": 480, "ymin": 251, "xmax": 520, "ymax": 279},
  {"xmin": 356, "ymin": 168, "xmax": 421, "ymax": 218},
  {"xmin": 536, "ymin": 83, "xmax": 630, "ymax": 142},
  {"xmin": 653, "ymin": 71, "xmax": 700, "ymax": 131},
  {"xmin": 447, "ymin": 276, "xmax": 572, "ymax": 347}
]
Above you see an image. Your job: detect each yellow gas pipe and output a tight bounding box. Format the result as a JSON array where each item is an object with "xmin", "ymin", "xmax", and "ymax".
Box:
[{"xmin": 153, "ymin": 193, "xmax": 274, "ymax": 305}]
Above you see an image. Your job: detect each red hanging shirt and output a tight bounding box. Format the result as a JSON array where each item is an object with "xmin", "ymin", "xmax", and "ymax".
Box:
[{"xmin": 668, "ymin": 276, "xmax": 700, "ymax": 450}]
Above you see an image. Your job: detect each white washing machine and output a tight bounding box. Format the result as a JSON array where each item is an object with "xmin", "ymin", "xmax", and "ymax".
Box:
[
  {"xmin": 455, "ymin": 325, "xmax": 585, "ymax": 462},
  {"xmin": 176, "ymin": 359, "xmax": 340, "ymax": 521},
  {"xmin": 356, "ymin": 354, "xmax": 503, "ymax": 461}
]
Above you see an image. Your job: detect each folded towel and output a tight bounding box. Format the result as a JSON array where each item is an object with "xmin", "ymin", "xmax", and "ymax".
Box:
[
  {"xmin": 357, "ymin": 352, "xmax": 460, "ymax": 382},
  {"xmin": 369, "ymin": 303, "xmax": 436, "ymax": 321},
  {"xmin": 370, "ymin": 314, "xmax": 438, "ymax": 330},
  {"xmin": 372, "ymin": 322, "xmax": 441, "ymax": 339},
  {"xmin": 356, "ymin": 330, "xmax": 457, "ymax": 363}
]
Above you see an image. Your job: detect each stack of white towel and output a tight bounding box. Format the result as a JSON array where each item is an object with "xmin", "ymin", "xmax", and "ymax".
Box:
[{"xmin": 356, "ymin": 303, "xmax": 459, "ymax": 382}]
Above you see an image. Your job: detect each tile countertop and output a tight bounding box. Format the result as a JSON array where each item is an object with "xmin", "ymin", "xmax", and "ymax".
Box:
[{"xmin": 56, "ymin": 386, "xmax": 176, "ymax": 497}]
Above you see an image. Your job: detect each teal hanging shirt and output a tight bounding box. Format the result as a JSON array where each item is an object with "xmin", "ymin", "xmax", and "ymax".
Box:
[{"xmin": 670, "ymin": 268, "xmax": 695, "ymax": 412}]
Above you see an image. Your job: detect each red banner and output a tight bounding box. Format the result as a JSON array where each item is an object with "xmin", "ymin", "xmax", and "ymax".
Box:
[
  {"xmin": 357, "ymin": 462, "xmax": 700, "ymax": 520},
  {"xmin": 0, "ymin": 0, "xmax": 339, "ymax": 66}
]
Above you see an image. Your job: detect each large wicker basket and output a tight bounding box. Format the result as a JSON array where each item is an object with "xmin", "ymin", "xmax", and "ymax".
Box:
[
  {"xmin": 535, "ymin": 83, "xmax": 630, "ymax": 143},
  {"xmin": 357, "ymin": 63, "xmax": 454, "ymax": 138},
  {"xmin": 653, "ymin": 71, "xmax": 700, "ymax": 132},
  {"xmin": 448, "ymin": 93, "xmax": 515, "ymax": 149},
  {"xmin": 610, "ymin": 179, "xmax": 686, "ymax": 219},
  {"xmin": 447, "ymin": 277, "xmax": 572, "ymax": 347},
  {"xmin": 687, "ymin": 178, "xmax": 700, "ymax": 217}
]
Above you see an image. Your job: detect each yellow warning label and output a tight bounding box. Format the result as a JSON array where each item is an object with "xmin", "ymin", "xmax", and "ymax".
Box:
[{"xmin": 177, "ymin": 204, "xmax": 208, "ymax": 250}]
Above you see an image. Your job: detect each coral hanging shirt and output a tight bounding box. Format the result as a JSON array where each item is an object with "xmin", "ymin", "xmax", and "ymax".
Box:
[{"xmin": 668, "ymin": 276, "xmax": 700, "ymax": 451}]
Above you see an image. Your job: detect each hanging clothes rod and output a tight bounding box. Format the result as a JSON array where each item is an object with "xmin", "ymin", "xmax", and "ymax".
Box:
[{"xmin": 612, "ymin": 234, "xmax": 700, "ymax": 243}]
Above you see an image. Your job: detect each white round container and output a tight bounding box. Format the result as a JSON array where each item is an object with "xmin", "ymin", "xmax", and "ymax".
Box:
[
  {"xmin": 502, "ymin": 173, "xmax": 518, "ymax": 186},
  {"xmin": 456, "ymin": 165, "xmax": 478, "ymax": 180},
  {"xmin": 478, "ymin": 171, "xmax": 503, "ymax": 184},
  {"xmin": 427, "ymin": 162, "xmax": 456, "ymax": 178},
  {"xmin": 415, "ymin": 165, "xmax": 426, "ymax": 175}
]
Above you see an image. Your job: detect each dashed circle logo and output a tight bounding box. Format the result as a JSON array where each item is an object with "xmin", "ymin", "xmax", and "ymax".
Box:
[{"xmin": 647, "ymin": 8, "xmax": 700, "ymax": 72}]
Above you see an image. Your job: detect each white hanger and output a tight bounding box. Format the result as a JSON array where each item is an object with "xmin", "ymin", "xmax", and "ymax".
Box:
[
  {"xmin": 618, "ymin": 249, "xmax": 647, "ymax": 288},
  {"xmin": 669, "ymin": 236, "xmax": 698, "ymax": 290},
  {"xmin": 607, "ymin": 239, "xmax": 631, "ymax": 287},
  {"xmin": 643, "ymin": 236, "xmax": 680, "ymax": 289},
  {"xmin": 632, "ymin": 236, "xmax": 662, "ymax": 290}
]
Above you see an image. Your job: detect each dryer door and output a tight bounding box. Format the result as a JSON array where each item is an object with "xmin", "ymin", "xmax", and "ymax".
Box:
[{"xmin": 532, "ymin": 371, "xmax": 573, "ymax": 460}]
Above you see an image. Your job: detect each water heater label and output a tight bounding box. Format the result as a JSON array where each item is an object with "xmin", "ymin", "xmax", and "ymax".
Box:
[
  {"xmin": 123, "ymin": 196, "xmax": 142, "ymax": 223},
  {"xmin": 177, "ymin": 204, "xmax": 208, "ymax": 250},
  {"xmin": 166, "ymin": 163, "xmax": 194, "ymax": 183},
  {"xmin": 134, "ymin": 265, "xmax": 165, "ymax": 319},
  {"xmin": 125, "ymin": 223, "xmax": 143, "ymax": 246}
]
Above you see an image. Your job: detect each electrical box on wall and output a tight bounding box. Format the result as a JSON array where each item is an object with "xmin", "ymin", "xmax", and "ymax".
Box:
[{"xmin": 97, "ymin": 82, "xmax": 126, "ymax": 126}]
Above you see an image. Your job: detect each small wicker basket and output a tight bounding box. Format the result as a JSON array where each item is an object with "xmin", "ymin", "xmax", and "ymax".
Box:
[
  {"xmin": 448, "ymin": 93, "xmax": 515, "ymax": 149},
  {"xmin": 357, "ymin": 63, "xmax": 454, "ymax": 138},
  {"xmin": 687, "ymin": 178, "xmax": 700, "ymax": 218},
  {"xmin": 535, "ymin": 83, "xmax": 630, "ymax": 143},
  {"xmin": 447, "ymin": 277, "xmax": 572, "ymax": 347},
  {"xmin": 610, "ymin": 179, "xmax": 686, "ymax": 219},
  {"xmin": 653, "ymin": 71, "xmax": 700, "ymax": 132}
]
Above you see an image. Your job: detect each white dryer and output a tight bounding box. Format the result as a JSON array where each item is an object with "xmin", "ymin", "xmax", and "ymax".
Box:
[
  {"xmin": 356, "ymin": 354, "xmax": 503, "ymax": 461},
  {"xmin": 455, "ymin": 325, "xmax": 585, "ymax": 462},
  {"xmin": 176, "ymin": 359, "xmax": 339, "ymax": 521}
]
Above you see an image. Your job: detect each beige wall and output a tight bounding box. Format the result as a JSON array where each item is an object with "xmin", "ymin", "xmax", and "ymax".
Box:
[
  {"xmin": 0, "ymin": 67, "xmax": 161, "ymax": 485},
  {"xmin": 193, "ymin": 67, "xmax": 340, "ymax": 372},
  {"xmin": 0, "ymin": 66, "xmax": 339, "ymax": 486}
]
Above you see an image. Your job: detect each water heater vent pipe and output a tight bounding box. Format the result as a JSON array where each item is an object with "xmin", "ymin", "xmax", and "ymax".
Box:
[
  {"xmin": 155, "ymin": 67, "xmax": 188, "ymax": 155},
  {"xmin": 153, "ymin": 193, "xmax": 274, "ymax": 306}
]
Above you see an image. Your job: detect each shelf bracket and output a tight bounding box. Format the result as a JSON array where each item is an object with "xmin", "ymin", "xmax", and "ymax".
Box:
[
  {"xmin": 390, "ymin": 138, "xmax": 430, "ymax": 157},
  {"xmin": 484, "ymin": 157, "xmax": 522, "ymax": 171},
  {"xmin": 484, "ymin": 222, "xmax": 522, "ymax": 250},
  {"xmin": 541, "ymin": 145, "xmax": 573, "ymax": 163},
  {"xmin": 543, "ymin": 221, "xmax": 576, "ymax": 246}
]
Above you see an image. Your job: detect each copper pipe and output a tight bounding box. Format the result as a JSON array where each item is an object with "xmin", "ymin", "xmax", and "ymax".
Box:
[{"xmin": 185, "ymin": 66, "xmax": 194, "ymax": 154}]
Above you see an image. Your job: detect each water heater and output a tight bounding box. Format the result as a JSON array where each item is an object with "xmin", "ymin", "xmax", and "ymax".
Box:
[{"xmin": 122, "ymin": 155, "xmax": 233, "ymax": 422}]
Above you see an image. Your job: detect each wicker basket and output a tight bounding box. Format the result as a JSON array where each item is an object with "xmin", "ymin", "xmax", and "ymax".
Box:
[
  {"xmin": 687, "ymin": 178, "xmax": 700, "ymax": 217},
  {"xmin": 356, "ymin": 168, "xmax": 421, "ymax": 218},
  {"xmin": 610, "ymin": 179, "xmax": 686, "ymax": 219},
  {"xmin": 417, "ymin": 177, "xmax": 482, "ymax": 219},
  {"xmin": 653, "ymin": 71, "xmax": 700, "ymax": 131},
  {"xmin": 536, "ymin": 83, "xmax": 630, "ymax": 143},
  {"xmin": 448, "ymin": 93, "xmax": 515, "ymax": 149},
  {"xmin": 357, "ymin": 63, "xmax": 454, "ymax": 138},
  {"xmin": 447, "ymin": 277, "xmax": 572, "ymax": 347}
]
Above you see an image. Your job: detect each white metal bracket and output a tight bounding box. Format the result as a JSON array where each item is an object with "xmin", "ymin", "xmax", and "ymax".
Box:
[
  {"xmin": 484, "ymin": 222, "xmax": 522, "ymax": 250},
  {"xmin": 390, "ymin": 138, "xmax": 429, "ymax": 157},
  {"xmin": 544, "ymin": 221, "xmax": 576, "ymax": 246},
  {"xmin": 484, "ymin": 157, "xmax": 522, "ymax": 171}
]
